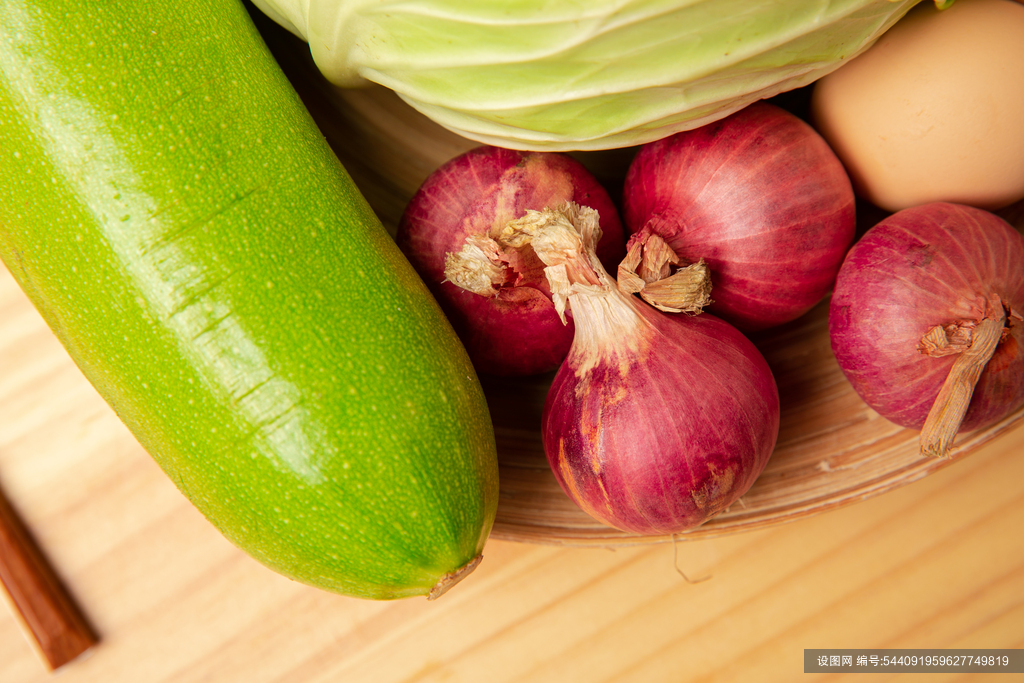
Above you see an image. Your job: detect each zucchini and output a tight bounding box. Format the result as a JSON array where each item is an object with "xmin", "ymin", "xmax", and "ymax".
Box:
[{"xmin": 0, "ymin": 0, "xmax": 498, "ymax": 600}]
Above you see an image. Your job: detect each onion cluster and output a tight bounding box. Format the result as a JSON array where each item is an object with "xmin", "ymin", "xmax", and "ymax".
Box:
[{"xmin": 402, "ymin": 95, "xmax": 1024, "ymax": 535}]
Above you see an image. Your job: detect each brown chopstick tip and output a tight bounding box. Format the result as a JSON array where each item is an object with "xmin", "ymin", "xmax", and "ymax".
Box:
[{"xmin": 0, "ymin": 486, "xmax": 98, "ymax": 671}]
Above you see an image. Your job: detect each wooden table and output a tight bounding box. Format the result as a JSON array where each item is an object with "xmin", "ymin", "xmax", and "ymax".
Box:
[{"xmin": 2, "ymin": 257, "xmax": 1023, "ymax": 682}]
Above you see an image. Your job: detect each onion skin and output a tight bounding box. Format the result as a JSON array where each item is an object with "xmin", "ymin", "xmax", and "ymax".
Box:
[
  {"xmin": 397, "ymin": 146, "xmax": 625, "ymax": 376},
  {"xmin": 621, "ymin": 102, "xmax": 855, "ymax": 332},
  {"xmin": 829, "ymin": 203, "xmax": 1024, "ymax": 433}
]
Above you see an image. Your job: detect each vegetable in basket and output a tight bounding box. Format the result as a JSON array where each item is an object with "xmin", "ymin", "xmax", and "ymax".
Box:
[
  {"xmin": 829, "ymin": 203, "xmax": 1024, "ymax": 459},
  {"xmin": 397, "ymin": 145, "xmax": 625, "ymax": 376},
  {"xmin": 251, "ymin": 0, "xmax": 934, "ymax": 150},
  {"xmin": 446, "ymin": 203, "xmax": 780, "ymax": 535}
]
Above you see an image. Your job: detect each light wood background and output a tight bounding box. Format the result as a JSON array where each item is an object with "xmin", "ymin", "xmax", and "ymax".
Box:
[{"xmin": 3, "ymin": 9, "xmax": 1024, "ymax": 682}]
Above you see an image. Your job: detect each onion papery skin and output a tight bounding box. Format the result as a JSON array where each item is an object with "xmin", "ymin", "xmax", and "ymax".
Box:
[
  {"xmin": 397, "ymin": 146, "xmax": 625, "ymax": 376},
  {"xmin": 542, "ymin": 301, "xmax": 780, "ymax": 535},
  {"xmin": 621, "ymin": 102, "xmax": 856, "ymax": 332},
  {"xmin": 829, "ymin": 202, "xmax": 1024, "ymax": 432}
]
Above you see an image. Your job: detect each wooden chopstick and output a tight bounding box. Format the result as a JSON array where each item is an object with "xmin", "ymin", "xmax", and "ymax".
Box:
[{"xmin": 0, "ymin": 485, "xmax": 97, "ymax": 671}]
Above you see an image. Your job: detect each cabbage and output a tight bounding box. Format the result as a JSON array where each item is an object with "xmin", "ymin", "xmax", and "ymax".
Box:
[{"xmin": 252, "ymin": 0, "xmax": 929, "ymax": 151}]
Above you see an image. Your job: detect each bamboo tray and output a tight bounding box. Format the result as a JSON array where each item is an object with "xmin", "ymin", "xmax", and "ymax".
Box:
[{"xmin": 237, "ymin": 15, "xmax": 1024, "ymax": 546}]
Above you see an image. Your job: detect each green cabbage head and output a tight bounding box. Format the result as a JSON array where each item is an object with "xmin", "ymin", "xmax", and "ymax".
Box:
[{"xmin": 252, "ymin": 0, "xmax": 932, "ymax": 151}]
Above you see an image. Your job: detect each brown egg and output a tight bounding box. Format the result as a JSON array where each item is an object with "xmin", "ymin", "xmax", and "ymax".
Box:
[{"xmin": 810, "ymin": 0, "xmax": 1024, "ymax": 212}]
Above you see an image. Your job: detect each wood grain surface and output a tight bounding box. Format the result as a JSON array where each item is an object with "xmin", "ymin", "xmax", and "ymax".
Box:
[{"xmin": 2, "ymin": 8, "xmax": 1023, "ymax": 681}]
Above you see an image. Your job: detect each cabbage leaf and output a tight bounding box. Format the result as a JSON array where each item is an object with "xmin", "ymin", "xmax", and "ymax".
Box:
[{"xmin": 252, "ymin": 0, "xmax": 929, "ymax": 150}]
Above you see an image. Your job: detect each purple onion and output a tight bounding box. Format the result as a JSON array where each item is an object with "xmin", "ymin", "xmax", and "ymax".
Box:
[
  {"xmin": 543, "ymin": 301, "xmax": 780, "ymax": 534},
  {"xmin": 397, "ymin": 146, "xmax": 624, "ymax": 376},
  {"xmin": 622, "ymin": 102, "xmax": 855, "ymax": 332},
  {"xmin": 829, "ymin": 203, "xmax": 1024, "ymax": 440},
  {"xmin": 444, "ymin": 203, "xmax": 780, "ymax": 535}
]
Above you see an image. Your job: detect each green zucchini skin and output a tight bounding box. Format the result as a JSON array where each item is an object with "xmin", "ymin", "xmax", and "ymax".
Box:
[{"xmin": 0, "ymin": 0, "xmax": 498, "ymax": 599}]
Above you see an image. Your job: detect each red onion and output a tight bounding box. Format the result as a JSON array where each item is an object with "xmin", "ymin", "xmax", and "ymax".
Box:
[
  {"xmin": 829, "ymin": 203, "xmax": 1024, "ymax": 457},
  {"xmin": 397, "ymin": 146, "xmax": 625, "ymax": 376},
  {"xmin": 621, "ymin": 102, "xmax": 855, "ymax": 332},
  {"xmin": 448, "ymin": 203, "xmax": 780, "ymax": 535}
]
